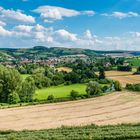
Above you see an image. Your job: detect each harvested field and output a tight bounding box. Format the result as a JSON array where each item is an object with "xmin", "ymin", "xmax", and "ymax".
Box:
[
  {"xmin": 56, "ymin": 67, "xmax": 72, "ymax": 73},
  {"xmin": 105, "ymin": 70, "xmax": 133, "ymax": 77},
  {"xmin": 108, "ymin": 75, "xmax": 140, "ymax": 87},
  {"xmin": 106, "ymin": 71, "xmax": 140, "ymax": 86},
  {"xmin": 0, "ymin": 91, "xmax": 140, "ymax": 130}
]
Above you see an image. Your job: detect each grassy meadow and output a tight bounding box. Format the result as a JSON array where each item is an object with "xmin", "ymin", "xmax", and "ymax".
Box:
[
  {"xmin": 126, "ymin": 57, "xmax": 140, "ymax": 67},
  {"xmin": 35, "ymin": 84, "xmax": 87, "ymax": 100}
]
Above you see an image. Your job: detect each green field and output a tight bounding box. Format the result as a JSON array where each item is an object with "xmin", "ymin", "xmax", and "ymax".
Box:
[
  {"xmin": 35, "ymin": 84, "xmax": 87, "ymax": 100},
  {"xmin": 21, "ymin": 74, "xmax": 30, "ymax": 80},
  {"xmin": 0, "ymin": 124, "xmax": 140, "ymax": 140},
  {"xmin": 126, "ymin": 57, "xmax": 140, "ymax": 67}
]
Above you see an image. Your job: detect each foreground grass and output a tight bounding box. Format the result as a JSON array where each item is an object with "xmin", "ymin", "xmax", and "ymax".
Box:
[
  {"xmin": 0, "ymin": 124, "xmax": 140, "ymax": 140},
  {"xmin": 35, "ymin": 84, "xmax": 87, "ymax": 100}
]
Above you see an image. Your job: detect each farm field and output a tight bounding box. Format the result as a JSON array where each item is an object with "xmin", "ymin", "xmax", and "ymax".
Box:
[
  {"xmin": 105, "ymin": 70, "xmax": 133, "ymax": 77},
  {"xmin": 56, "ymin": 67, "xmax": 72, "ymax": 73},
  {"xmin": 0, "ymin": 91, "xmax": 140, "ymax": 130},
  {"xmin": 106, "ymin": 70, "xmax": 140, "ymax": 87},
  {"xmin": 35, "ymin": 84, "xmax": 86, "ymax": 100}
]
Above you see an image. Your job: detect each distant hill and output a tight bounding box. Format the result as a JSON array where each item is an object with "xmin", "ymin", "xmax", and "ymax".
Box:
[{"xmin": 0, "ymin": 46, "xmax": 140, "ymax": 61}]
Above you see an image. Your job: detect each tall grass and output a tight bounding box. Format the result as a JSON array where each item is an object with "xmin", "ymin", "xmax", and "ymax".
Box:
[{"xmin": 0, "ymin": 124, "xmax": 140, "ymax": 140}]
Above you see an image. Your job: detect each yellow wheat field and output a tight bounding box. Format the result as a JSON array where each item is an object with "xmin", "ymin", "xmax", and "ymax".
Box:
[{"xmin": 106, "ymin": 71, "xmax": 140, "ymax": 86}]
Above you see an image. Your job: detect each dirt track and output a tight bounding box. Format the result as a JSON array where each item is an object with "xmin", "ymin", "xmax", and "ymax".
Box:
[{"xmin": 0, "ymin": 91, "xmax": 140, "ymax": 130}]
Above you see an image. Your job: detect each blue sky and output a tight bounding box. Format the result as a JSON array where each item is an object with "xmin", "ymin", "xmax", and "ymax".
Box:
[{"xmin": 0, "ymin": 0, "xmax": 139, "ymax": 50}]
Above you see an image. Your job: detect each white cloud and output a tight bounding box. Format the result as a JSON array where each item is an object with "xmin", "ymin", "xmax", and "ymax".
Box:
[
  {"xmin": 0, "ymin": 7, "xmax": 35, "ymax": 23},
  {"xmin": 0, "ymin": 20, "xmax": 6, "ymax": 26},
  {"xmin": 102, "ymin": 11, "xmax": 139, "ymax": 19},
  {"xmin": 84, "ymin": 30, "xmax": 93, "ymax": 39},
  {"xmin": 130, "ymin": 32, "xmax": 140, "ymax": 37},
  {"xmin": 1, "ymin": 24, "xmax": 140, "ymax": 50},
  {"xmin": 33, "ymin": 6, "xmax": 95, "ymax": 22},
  {"xmin": 82, "ymin": 11, "xmax": 95, "ymax": 16},
  {"xmin": 54, "ymin": 29, "xmax": 77, "ymax": 41},
  {"xmin": 14, "ymin": 25, "xmax": 33, "ymax": 32},
  {"xmin": 0, "ymin": 26, "xmax": 11, "ymax": 36}
]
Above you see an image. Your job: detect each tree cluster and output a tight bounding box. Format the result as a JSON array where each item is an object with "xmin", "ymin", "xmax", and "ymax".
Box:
[{"xmin": 0, "ymin": 65, "xmax": 36, "ymax": 104}]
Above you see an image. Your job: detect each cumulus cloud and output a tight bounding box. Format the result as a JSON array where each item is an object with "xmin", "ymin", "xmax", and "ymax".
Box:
[
  {"xmin": 0, "ymin": 20, "xmax": 6, "ymax": 26},
  {"xmin": 14, "ymin": 25, "xmax": 33, "ymax": 32},
  {"xmin": 0, "ymin": 7, "xmax": 35, "ymax": 23},
  {"xmin": 84, "ymin": 30, "xmax": 93, "ymax": 39},
  {"xmin": 54, "ymin": 29, "xmax": 77, "ymax": 42},
  {"xmin": 33, "ymin": 6, "xmax": 95, "ymax": 22},
  {"xmin": 0, "ymin": 26, "xmax": 12, "ymax": 36},
  {"xmin": 0, "ymin": 24, "xmax": 140, "ymax": 50},
  {"xmin": 130, "ymin": 32, "xmax": 140, "ymax": 37},
  {"xmin": 102, "ymin": 11, "xmax": 139, "ymax": 19}
]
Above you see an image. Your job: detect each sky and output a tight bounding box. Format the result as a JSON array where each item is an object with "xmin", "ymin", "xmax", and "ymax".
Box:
[{"xmin": 0, "ymin": 0, "xmax": 139, "ymax": 50}]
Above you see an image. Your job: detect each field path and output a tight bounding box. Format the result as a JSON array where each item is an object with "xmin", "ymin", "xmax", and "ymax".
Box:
[{"xmin": 0, "ymin": 91, "xmax": 140, "ymax": 130}]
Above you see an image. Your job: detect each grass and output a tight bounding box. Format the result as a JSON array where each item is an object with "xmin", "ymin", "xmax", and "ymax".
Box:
[
  {"xmin": 35, "ymin": 84, "xmax": 87, "ymax": 100},
  {"xmin": 126, "ymin": 57, "xmax": 140, "ymax": 67},
  {"xmin": 21, "ymin": 74, "xmax": 30, "ymax": 80},
  {"xmin": 0, "ymin": 83, "xmax": 109, "ymax": 109},
  {"xmin": 0, "ymin": 124, "xmax": 140, "ymax": 140}
]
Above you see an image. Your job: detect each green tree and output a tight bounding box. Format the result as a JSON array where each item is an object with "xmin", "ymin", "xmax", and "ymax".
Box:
[
  {"xmin": 86, "ymin": 81, "xmax": 101, "ymax": 95},
  {"xmin": 0, "ymin": 65, "xmax": 22, "ymax": 103},
  {"xmin": 99, "ymin": 67, "xmax": 105, "ymax": 79},
  {"xmin": 19, "ymin": 77, "xmax": 36, "ymax": 102},
  {"xmin": 137, "ymin": 66, "xmax": 140, "ymax": 72}
]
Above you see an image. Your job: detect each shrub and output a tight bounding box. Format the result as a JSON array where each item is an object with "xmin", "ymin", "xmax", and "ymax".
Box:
[
  {"xmin": 70, "ymin": 90, "xmax": 79, "ymax": 99},
  {"xmin": 86, "ymin": 81, "xmax": 102, "ymax": 95},
  {"xmin": 126, "ymin": 83, "xmax": 140, "ymax": 91},
  {"xmin": 99, "ymin": 79, "xmax": 110, "ymax": 84},
  {"xmin": 133, "ymin": 71, "xmax": 140, "ymax": 75},
  {"xmin": 8, "ymin": 92, "xmax": 20, "ymax": 104},
  {"xmin": 114, "ymin": 81, "xmax": 122, "ymax": 91},
  {"xmin": 102, "ymin": 85, "xmax": 109, "ymax": 92},
  {"xmin": 64, "ymin": 81, "xmax": 72, "ymax": 85},
  {"xmin": 47, "ymin": 95, "xmax": 54, "ymax": 101},
  {"xmin": 117, "ymin": 65, "xmax": 132, "ymax": 71}
]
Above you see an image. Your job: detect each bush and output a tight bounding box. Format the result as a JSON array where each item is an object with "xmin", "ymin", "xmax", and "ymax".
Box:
[
  {"xmin": 98, "ymin": 79, "xmax": 110, "ymax": 84},
  {"xmin": 8, "ymin": 92, "xmax": 20, "ymax": 104},
  {"xmin": 114, "ymin": 81, "xmax": 122, "ymax": 91},
  {"xmin": 70, "ymin": 90, "xmax": 79, "ymax": 99},
  {"xmin": 64, "ymin": 81, "xmax": 72, "ymax": 85},
  {"xmin": 117, "ymin": 65, "xmax": 132, "ymax": 71},
  {"xmin": 133, "ymin": 71, "xmax": 140, "ymax": 75},
  {"xmin": 102, "ymin": 85, "xmax": 109, "ymax": 92},
  {"xmin": 86, "ymin": 81, "xmax": 102, "ymax": 95},
  {"xmin": 47, "ymin": 95, "xmax": 54, "ymax": 101},
  {"xmin": 126, "ymin": 83, "xmax": 140, "ymax": 91}
]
